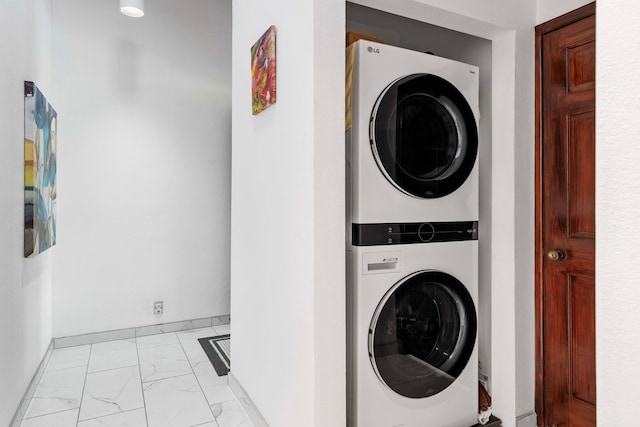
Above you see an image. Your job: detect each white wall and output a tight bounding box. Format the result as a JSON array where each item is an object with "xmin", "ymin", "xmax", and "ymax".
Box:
[
  {"xmin": 230, "ymin": 0, "xmax": 345, "ymax": 425},
  {"xmin": 0, "ymin": 0, "xmax": 54, "ymax": 424},
  {"xmin": 536, "ymin": 0, "xmax": 592, "ymax": 24},
  {"xmin": 596, "ymin": 0, "xmax": 640, "ymax": 424},
  {"xmin": 51, "ymin": 0, "xmax": 232, "ymax": 336}
]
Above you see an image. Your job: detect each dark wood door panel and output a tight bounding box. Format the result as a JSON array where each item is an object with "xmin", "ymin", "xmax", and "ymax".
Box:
[
  {"xmin": 567, "ymin": 111, "xmax": 595, "ymax": 239},
  {"xmin": 569, "ymin": 398, "xmax": 597, "ymax": 427},
  {"xmin": 569, "ymin": 273, "xmax": 595, "ymax": 405},
  {"xmin": 568, "ymin": 41, "xmax": 596, "ymax": 93},
  {"xmin": 536, "ymin": 3, "xmax": 596, "ymax": 427}
]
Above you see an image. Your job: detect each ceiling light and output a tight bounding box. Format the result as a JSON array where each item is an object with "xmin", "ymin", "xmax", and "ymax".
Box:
[{"xmin": 120, "ymin": 0, "xmax": 144, "ymax": 18}]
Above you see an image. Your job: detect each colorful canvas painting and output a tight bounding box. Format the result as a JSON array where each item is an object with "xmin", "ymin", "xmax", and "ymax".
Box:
[
  {"xmin": 251, "ymin": 25, "xmax": 276, "ymax": 115},
  {"xmin": 24, "ymin": 81, "xmax": 57, "ymax": 258}
]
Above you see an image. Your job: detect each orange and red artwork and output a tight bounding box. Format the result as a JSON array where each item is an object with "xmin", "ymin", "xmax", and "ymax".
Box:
[{"xmin": 251, "ymin": 25, "xmax": 276, "ymax": 115}]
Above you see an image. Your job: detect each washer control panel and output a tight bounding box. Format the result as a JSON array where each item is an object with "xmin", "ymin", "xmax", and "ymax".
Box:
[{"xmin": 352, "ymin": 221, "xmax": 478, "ymax": 246}]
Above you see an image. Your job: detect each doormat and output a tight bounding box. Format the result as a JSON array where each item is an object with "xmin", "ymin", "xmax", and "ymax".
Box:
[{"xmin": 198, "ymin": 334, "xmax": 230, "ymax": 376}]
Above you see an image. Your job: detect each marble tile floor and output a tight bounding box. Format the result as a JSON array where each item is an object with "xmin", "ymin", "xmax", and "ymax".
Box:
[{"xmin": 20, "ymin": 324, "xmax": 253, "ymax": 427}]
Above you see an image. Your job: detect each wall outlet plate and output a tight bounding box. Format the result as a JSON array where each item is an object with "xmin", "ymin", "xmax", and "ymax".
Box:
[{"xmin": 154, "ymin": 301, "xmax": 163, "ymax": 315}]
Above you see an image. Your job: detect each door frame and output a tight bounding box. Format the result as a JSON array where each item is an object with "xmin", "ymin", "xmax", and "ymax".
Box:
[{"xmin": 534, "ymin": 3, "xmax": 596, "ymax": 426}]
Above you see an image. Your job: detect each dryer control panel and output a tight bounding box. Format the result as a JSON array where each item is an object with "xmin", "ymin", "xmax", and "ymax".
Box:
[{"xmin": 352, "ymin": 221, "xmax": 478, "ymax": 246}]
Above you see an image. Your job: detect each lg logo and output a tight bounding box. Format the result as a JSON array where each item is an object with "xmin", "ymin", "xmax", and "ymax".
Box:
[{"xmin": 367, "ymin": 46, "xmax": 380, "ymax": 53}]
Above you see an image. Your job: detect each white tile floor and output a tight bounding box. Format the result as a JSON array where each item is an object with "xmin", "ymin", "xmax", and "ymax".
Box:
[{"xmin": 20, "ymin": 324, "xmax": 253, "ymax": 427}]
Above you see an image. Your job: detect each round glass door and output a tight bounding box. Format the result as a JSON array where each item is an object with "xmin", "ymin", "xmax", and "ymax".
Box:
[
  {"xmin": 371, "ymin": 73, "xmax": 478, "ymax": 198},
  {"xmin": 369, "ymin": 270, "xmax": 477, "ymax": 398}
]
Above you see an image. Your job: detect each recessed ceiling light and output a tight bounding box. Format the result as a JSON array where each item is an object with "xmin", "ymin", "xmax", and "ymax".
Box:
[{"xmin": 120, "ymin": 0, "xmax": 144, "ymax": 18}]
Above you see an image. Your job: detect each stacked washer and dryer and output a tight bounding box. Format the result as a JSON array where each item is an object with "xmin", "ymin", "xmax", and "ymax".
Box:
[{"xmin": 346, "ymin": 40, "xmax": 480, "ymax": 427}]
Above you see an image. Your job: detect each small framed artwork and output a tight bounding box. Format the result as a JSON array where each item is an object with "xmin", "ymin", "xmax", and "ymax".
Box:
[{"xmin": 251, "ymin": 25, "xmax": 276, "ymax": 115}]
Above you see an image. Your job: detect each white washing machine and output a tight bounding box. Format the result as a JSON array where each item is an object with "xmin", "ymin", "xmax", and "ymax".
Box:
[
  {"xmin": 346, "ymin": 40, "xmax": 480, "ymax": 225},
  {"xmin": 347, "ymin": 225, "xmax": 478, "ymax": 427}
]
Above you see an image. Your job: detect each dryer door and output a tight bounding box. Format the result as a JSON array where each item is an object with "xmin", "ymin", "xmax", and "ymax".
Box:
[
  {"xmin": 369, "ymin": 270, "xmax": 477, "ymax": 398},
  {"xmin": 371, "ymin": 73, "xmax": 478, "ymax": 198}
]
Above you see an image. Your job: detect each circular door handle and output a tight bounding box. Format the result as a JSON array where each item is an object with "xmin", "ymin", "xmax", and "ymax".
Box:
[{"xmin": 547, "ymin": 249, "xmax": 568, "ymax": 261}]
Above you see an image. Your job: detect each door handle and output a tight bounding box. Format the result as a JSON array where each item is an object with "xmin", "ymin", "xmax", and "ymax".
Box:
[{"xmin": 547, "ymin": 249, "xmax": 567, "ymax": 261}]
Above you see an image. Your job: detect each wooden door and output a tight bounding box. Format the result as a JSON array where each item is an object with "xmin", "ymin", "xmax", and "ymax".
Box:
[{"xmin": 535, "ymin": 4, "xmax": 596, "ymax": 427}]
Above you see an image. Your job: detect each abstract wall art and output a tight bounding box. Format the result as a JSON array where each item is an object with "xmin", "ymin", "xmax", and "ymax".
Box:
[
  {"xmin": 251, "ymin": 25, "xmax": 276, "ymax": 115},
  {"xmin": 24, "ymin": 81, "xmax": 57, "ymax": 258}
]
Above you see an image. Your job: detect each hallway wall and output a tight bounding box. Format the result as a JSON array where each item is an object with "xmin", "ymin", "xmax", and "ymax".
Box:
[
  {"xmin": 51, "ymin": 0, "xmax": 232, "ymax": 337},
  {"xmin": 0, "ymin": 0, "xmax": 54, "ymax": 424},
  {"xmin": 230, "ymin": 0, "xmax": 345, "ymax": 425},
  {"xmin": 596, "ymin": 0, "xmax": 640, "ymax": 424}
]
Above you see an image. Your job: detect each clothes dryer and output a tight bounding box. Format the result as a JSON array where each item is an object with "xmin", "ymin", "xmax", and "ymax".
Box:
[
  {"xmin": 347, "ymin": 222, "xmax": 478, "ymax": 427},
  {"xmin": 346, "ymin": 40, "xmax": 479, "ymax": 225}
]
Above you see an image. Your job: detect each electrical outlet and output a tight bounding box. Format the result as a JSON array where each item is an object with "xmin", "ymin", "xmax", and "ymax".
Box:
[{"xmin": 154, "ymin": 301, "xmax": 163, "ymax": 315}]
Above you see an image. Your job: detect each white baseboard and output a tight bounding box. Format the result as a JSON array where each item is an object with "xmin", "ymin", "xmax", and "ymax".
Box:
[
  {"xmin": 228, "ymin": 371, "xmax": 269, "ymax": 427},
  {"xmin": 54, "ymin": 315, "xmax": 230, "ymax": 348},
  {"xmin": 516, "ymin": 411, "xmax": 537, "ymax": 427},
  {"xmin": 10, "ymin": 339, "xmax": 54, "ymax": 427}
]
